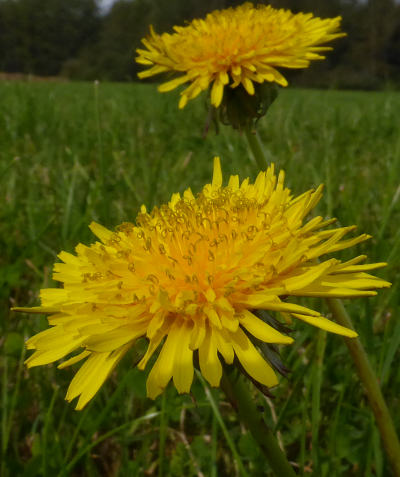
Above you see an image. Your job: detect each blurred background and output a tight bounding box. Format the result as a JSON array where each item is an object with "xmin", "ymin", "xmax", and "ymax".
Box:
[{"xmin": 0, "ymin": 0, "xmax": 400, "ymax": 90}]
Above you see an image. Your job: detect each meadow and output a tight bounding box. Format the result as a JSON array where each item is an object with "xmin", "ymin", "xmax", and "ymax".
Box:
[{"xmin": 1, "ymin": 80, "xmax": 399, "ymax": 476}]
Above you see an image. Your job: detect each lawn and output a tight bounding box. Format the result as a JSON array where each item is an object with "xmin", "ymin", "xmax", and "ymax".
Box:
[{"xmin": 1, "ymin": 80, "xmax": 399, "ymax": 476}]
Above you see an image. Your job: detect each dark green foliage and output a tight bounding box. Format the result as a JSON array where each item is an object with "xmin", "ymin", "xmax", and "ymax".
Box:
[
  {"xmin": 0, "ymin": 0, "xmax": 100, "ymax": 76},
  {"xmin": 1, "ymin": 0, "xmax": 400, "ymax": 88},
  {"xmin": 1, "ymin": 82, "xmax": 399, "ymax": 475}
]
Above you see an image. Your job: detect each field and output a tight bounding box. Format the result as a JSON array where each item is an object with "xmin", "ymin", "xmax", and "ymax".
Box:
[{"xmin": 1, "ymin": 80, "xmax": 400, "ymax": 476}]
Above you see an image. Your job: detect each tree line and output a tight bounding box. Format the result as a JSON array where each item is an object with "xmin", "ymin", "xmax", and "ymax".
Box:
[{"xmin": 0, "ymin": 0, "xmax": 399, "ymax": 89}]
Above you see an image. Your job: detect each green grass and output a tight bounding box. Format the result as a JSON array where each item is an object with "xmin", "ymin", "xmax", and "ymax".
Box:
[{"xmin": 1, "ymin": 80, "xmax": 399, "ymax": 476}]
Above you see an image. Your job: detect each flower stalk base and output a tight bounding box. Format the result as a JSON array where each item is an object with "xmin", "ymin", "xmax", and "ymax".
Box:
[{"xmin": 221, "ymin": 370, "xmax": 297, "ymax": 477}]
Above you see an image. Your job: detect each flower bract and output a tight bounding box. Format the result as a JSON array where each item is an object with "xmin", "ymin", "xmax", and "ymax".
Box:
[
  {"xmin": 136, "ymin": 2, "xmax": 345, "ymax": 108},
  {"xmin": 17, "ymin": 158, "xmax": 389, "ymax": 409}
]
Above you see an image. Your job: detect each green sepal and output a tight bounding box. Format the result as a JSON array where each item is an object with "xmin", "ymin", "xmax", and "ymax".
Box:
[{"xmin": 215, "ymin": 83, "xmax": 279, "ymax": 131}]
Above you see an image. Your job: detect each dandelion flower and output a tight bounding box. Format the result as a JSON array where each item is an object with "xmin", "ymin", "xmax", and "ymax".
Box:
[
  {"xmin": 16, "ymin": 158, "xmax": 389, "ymax": 409},
  {"xmin": 136, "ymin": 3, "xmax": 345, "ymax": 108}
]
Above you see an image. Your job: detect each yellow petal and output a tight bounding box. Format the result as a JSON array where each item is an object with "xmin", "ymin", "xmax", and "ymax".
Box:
[
  {"xmin": 242, "ymin": 77, "xmax": 255, "ymax": 95},
  {"xmin": 26, "ymin": 325, "xmax": 81, "ymax": 351},
  {"xmin": 211, "ymin": 157, "xmax": 222, "ymax": 189},
  {"xmin": 210, "ymin": 79, "xmax": 224, "ymax": 107},
  {"xmin": 66, "ymin": 352, "xmax": 109, "ymax": 403},
  {"xmin": 219, "ymin": 313, "xmax": 239, "ymax": 333},
  {"xmin": 239, "ymin": 295, "xmax": 320, "ymax": 317},
  {"xmin": 57, "ymin": 251, "xmax": 81, "ymax": 266},
  {"xmin": 238, "ymin": 310, "xmax": 293, "ymax": 344},
  {"xmin": 231, "ymin": 64, "xmax": 241, "ymax": 76},
  {"xmin": 213, "ymin": 329, "xmax": 234, "ymax": 364},
  {"xmin": 219, "ymin": 71, "xmax": 229, "ymax": 85},
  {"xmin": 321, "ymin": 275, "xmax": 391, "ymax": 290},
  {"xmin": 146, "ymin": 322, "xmax": 181, "ymax": 398},
  {"xmin": 58, "ymin": 350, "xmax": 91, "ymax": 369},
  {"xmin": 189, "ymin": 321, "xmax": 206, "ymax": 350},
  {"xmin": 282, "ymin": 260, "xmax": 336, "ymax": 292},
  {"xmin": 89, "ymin": 222, "xmax": 113, "ymax": 243},
  {"xmin": 147, "ymin": 311, "xmax": 167, "ymax": 339},
  {"xmin": 291, "ymin": 287, "xmax": 378, "ymax": 298},
  {"xmin": 40, "ymin": 288, "xmax": 69, "ymax": 306},
  {"xmin": 172, "ymin": 322, "xmax": 194, "ymax": 394},
  {"xmin": 158, "ymin": 75, "xmax": 190, "ymax": 92},
  {"xmin": 227, "ymin": 175, "xmax": 239, "ymax": 190},
  {"xmin": 25, "ymin": 342, "xmax": 82, "ymax": 368},
  {"xmin": 12, "ymin": 306, "xmax": 58, "ymax": 314},
  {"xmin": 199, "ymin": 327, "xmax": 222, "ymax": 387},
  {"xmin": 327, "ymin": 234, "xmax": 371, "ymax": 254},
  {"xmin": 178, "ymin": 94, "xmax": 188, "ymax": 109},
  {"xmin": 84, "ymin": 325, "xmax": 146, "ymax": 352},
  {"xmin": 137, "ymin": 65, "xmax": 170, "ymax": 79},
  {"xmin": 204, "ymin": 305, "xmax": 222, "ymax": 329},
  {"xmin": 230, "ymin": 327, "xmax": 278, "ymax": 387},
  {"xmin": 137, "ymin": 328, "xmax": 166, "ymax": 370},
  {"xmin": 71, "ymin": 344, "xmax": 130, "ymax": 410},
  {"xmin": 292, "ymin": 313, "xmax": 357, "ymax": 338},
  {"xmin": 335, "ymin": 261, "xmax": 387, "ymax": 274}
]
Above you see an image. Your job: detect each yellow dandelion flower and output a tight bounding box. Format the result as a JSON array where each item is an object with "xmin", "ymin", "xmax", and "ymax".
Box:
[
  {"xmin": 136, "ymin": 3, "xmax": 345, "ymax": 108},
  {"xmin": 16, "ymin": 158, "xmax": 389, "ymax": 409}
]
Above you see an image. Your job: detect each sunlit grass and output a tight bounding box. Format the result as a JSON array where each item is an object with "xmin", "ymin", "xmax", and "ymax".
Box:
[{"xmin": 1, "ymin": 80, "xmax": 399, "ymax": 476}]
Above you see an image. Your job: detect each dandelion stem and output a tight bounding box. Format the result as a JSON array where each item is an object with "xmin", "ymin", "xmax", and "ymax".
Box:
[
  {"xmin": 243, "ymin": 124, "xmax": 400, "ymax": 475},
  {"xmin": 244, "ymin": 125, "xmax": 269, "ymax": 170},
  {"xmin": 327, "ymin": 298, "xmax": 400, "ymax": 477},
  {"xmin": 220, "ymin": 370, "xmax": 297, "ymax": 477}
]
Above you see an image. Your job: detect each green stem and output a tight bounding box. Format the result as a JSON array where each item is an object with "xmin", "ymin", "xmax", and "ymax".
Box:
[
  {"xmin": 327, "ymin": 298, "xmax": 400, "ymax": 477},
  {"xmin": 243, "ymin": 122, "xmax": 400, "ymax": 476},
  {"xmin": 244, "ymin": 125, "xmax": 269, "ymax": 170},
  {"xmin": 220, "ymin": 371, "xmax": 297, "ymax": 477}
]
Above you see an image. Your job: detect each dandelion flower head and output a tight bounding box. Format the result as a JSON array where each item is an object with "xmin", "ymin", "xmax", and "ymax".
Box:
[
  {"xmin": 18, "ymin": 158, "xmax": 389, "ymax": 409},
  {"xmin": 136, "ymin": 3, "xmax": 345, "ymax": 108}
]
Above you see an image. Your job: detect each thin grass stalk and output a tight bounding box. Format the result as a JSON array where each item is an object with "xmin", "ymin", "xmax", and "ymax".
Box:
[
  {"xmin": 198, "ymin": 372, "xmax": 250, "ymax": 477},
  {"xmin": 62, "ymin": 368, "xmax": 133, "ymax": 468},
  {"xmin": 210, "ymin": 412, "xmax": 218, "ymax": 477},
  {"xmin": 93, "ymin": 80, "xmax": 105, "ymax": 188},
  {"xmin": 59, "ymin": 412, "xmax": 160, "ymax": 477},
  {"xmin": 42, "ymin": 386, "xmax": 59, "ymax": 477},
  {"xmin": 311, "ymin": 329, "xmax": 327, "ymax": 473},
  {"xmin": 158, "ymin": 390, "xmax": 168, "ymax": 477}
]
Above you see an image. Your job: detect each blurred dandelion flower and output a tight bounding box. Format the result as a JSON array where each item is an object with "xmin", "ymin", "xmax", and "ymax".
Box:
[
  {"xmin": 136, "ymin": 3, "xmax": 345, "ymax": 108},
  {"xmin": 16, "ymin": 158, "xmax": 389, "ymax": 409}
]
